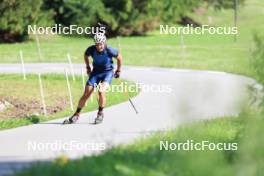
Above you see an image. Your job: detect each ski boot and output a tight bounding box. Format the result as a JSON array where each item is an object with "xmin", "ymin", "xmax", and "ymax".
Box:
[
  {"xmin": 94, "ymin": 111, "xmax": 104, "ymax": 124},
  {"xmin": 63, "ymin": 112, "xmax": 80, "ymax": 124}
]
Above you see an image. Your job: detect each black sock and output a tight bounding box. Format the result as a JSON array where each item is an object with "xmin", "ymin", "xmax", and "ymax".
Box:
[
  {"xmin": 98, "ymin": 106, "xmax": 104, "ymax": 112},
  {"xmin": 76, "ymin": 107, "xmax": 82, "ymax": 113}
]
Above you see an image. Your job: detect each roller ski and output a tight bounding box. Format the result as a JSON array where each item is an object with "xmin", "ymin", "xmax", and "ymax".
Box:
[
  {"xmin": 63, "ymin": 112, "xmax": 80, "ymax": 124},
  {"xmin": 94, "ymin": 112, "xmax": 104, "ymax": 124}
]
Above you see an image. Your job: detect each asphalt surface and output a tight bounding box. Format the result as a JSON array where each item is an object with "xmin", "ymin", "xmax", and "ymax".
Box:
[{"xmin": 0, "ymin": 63, "xmax": 259, "ymax": 175}]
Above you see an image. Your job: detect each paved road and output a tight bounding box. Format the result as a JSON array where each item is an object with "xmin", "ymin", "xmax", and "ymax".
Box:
[{"xmin": 0, "ymin": 63, "xmax": 259, "ymax": 175}]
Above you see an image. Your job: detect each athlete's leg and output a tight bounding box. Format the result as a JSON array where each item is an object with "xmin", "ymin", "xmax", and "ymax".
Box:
[
  {"xmin": 94, "ymin": 71, "xmax": 113, "ymax": 124},
  {"xmin": 97, "ymin": 70, "xmax": 113, "ymax": 112},
  {"xmin": 74, "ymin": 71, "xmax": 99, "ymax": 114},
  {"xmin": 98, "ymin": 82, "xmax": 109, "ymax": 110},
  {"xmin": 64, "ymin": 85, "xmax": 94, "ymax": 124},
  {"xmin": 77, "ymin": 85, "xmax": 94, "ymax": 110},
  {"xmin": 94, "ymin": 82, "xmax": 109, "ymax": 123}
]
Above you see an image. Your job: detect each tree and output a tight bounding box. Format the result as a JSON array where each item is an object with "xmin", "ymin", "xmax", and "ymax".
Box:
[
  {"xmin": 43, "ymin": 0, "xmax": 105, "ymax": 35},
  {"xmin": 0, "ymin": 0, "xmax": 246, "ymax": 42},
  {"xmin": 0, "ymin": 0, "xmax": 52, "ymax": 43},
  {"xmin": 98, "ymin": 0, "xmax": 163, "ymax": 36}
]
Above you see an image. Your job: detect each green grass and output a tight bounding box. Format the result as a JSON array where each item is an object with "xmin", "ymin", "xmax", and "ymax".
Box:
[
  {"xmin": 1, "ymin": 0, "xmax": 263, "ymax": 78},
  {"xmin": 0, "ymin": 74, "xmax": 138, "ymax": 130},
  {"xmin": 16, "ymin": 110, "xmax": 264, "ymax": 176}
]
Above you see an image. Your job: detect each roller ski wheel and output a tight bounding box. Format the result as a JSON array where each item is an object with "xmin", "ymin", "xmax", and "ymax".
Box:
[
  {"xmin": 63, "ymin": 113, "xmax": 80, "ymax": 124},
  {"xmin": 94, "ymin": 112, "xmax": 104, "ymax": 124}
]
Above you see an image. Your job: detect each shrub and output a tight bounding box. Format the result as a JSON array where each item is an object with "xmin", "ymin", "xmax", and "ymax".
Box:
[{"xmin": 0, "ymin": 0, "xmax": 53, "ymax": 43}]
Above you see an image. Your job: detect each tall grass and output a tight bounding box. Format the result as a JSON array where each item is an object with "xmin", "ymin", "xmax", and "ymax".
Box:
[{"xmin": 251, "ymin": 33, "xmax": 264, "ymax": 85}]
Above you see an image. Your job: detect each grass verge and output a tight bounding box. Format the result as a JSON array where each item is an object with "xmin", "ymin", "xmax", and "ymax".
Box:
[
  {"xmin": 0, "ymin": 74, "xmax": 138, "ymax": 130},
  {"xmin": 16, "ymin": 110, "xmax": 264, "ymax": 176}
]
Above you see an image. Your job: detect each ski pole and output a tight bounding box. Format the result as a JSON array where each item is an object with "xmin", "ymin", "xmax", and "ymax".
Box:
[
  {"xmin": 115, "ymin": 36, "xmax": 138, "ymax": 114},
  {"xmin": 116, "ymin": 78, "xmax": 139, "ymax": 114}
]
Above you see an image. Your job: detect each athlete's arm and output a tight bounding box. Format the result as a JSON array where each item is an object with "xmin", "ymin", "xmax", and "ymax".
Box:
[
  {"xmin": 114, "ymin": 53, "xmax": 122, "ymax": 78},
  {"xmin": 84, "ymin": 53, "xmax": 91, "ymax": 75},
  {"xmin": 116, "ymin": 53, "xmax": 122, "ymax": 71}
]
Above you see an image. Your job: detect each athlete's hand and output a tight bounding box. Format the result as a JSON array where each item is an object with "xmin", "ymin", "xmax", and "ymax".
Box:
[
  {"xmin": 114, "ymin": 70, "xmax": 121, "ymax": 78},
  {"xmin": 86, "ymin": 66, "xmax": 91, "ymax": 75}
]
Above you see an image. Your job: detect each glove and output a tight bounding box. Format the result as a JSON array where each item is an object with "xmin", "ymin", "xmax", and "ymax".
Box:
[{"xmin": 114, "ymin": 70, "xmax": 121, "ymax": 78}]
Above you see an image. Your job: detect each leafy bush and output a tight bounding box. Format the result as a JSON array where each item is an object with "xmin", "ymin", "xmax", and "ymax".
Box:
[
  {"xmin": 0, "ymin": 0, "xmax": 246, "ymax": 42},
  {"xmin": 43, "ymin": 0, "xmax": 104, "ymax": 28},
  {"xmin": 161, "ymin": 0, "xmax": 202, "ymax": 23},
  {"xmin": 0, "ymin": 0, "xmax": 53, "ymax": 43},
  {"xmin": 43, "ymin": 0, "xmax": 246, "ymax": 36},
  {"xmin": 100, "ymin": 0, "xmax": 163, "ymax": 36}
]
